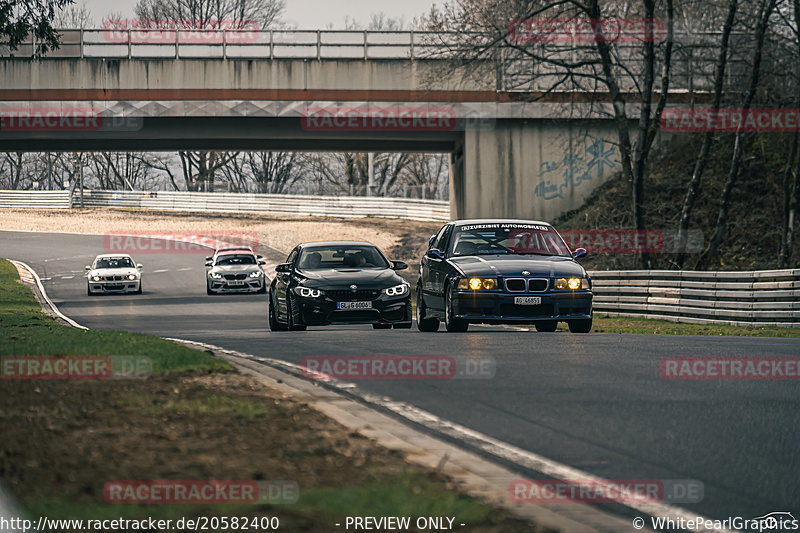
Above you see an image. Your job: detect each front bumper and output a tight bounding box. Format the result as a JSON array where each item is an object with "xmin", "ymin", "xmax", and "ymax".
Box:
[
  {"xmin": 208, "ymin": 278, "xmax": 264, "ymax": 293},
  {"xmin": 452, "ymin": 290, "xmax": 592, "ymax": 323},
  {"xmin": 296, "ymin": 293, "xmax": 412, "ymax": 326},
  {"xmin": 88, "ymin": 280, "xmax": 140, "ymax": 294}
]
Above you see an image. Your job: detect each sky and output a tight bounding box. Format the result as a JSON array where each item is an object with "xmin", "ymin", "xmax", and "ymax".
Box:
[{"xmin": 80, "ymin": 0, "xmax": 440, "ymax": 28}]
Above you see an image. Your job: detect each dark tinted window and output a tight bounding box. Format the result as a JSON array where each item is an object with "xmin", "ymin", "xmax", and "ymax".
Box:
[
  {"xmin": 94, "ymin": 257, "xmax": 135, "ymax": 269},
  {"xmin": 215, "ymin": 254, "xmax": 257, "ymax": 266},
  {"xmin": 297, "ymin": 245, "xmax": 389, "ymax": 269}
]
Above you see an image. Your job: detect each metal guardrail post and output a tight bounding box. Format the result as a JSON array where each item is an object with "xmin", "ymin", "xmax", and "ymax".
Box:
[
  {"xmin": 79, "ymin": 28, "xmax": 84, "ymax": 59},
  {"xmin": 363, "ymin": 31, "xmax": 368, "ymax": 60},
  {"xmin": 316, "ymin": 30, "xmax": 321, "ymax": 60},
  {"xmin": 410, "ymin": 31, "xmax": 414, "ymax": 60},
  {"xmin": 127, "ymin": 28, "xmax": 131, "ymax": 59},
  {"xmin": 269, "ymin": 30, "xmax": 273, "ymax": 60}
]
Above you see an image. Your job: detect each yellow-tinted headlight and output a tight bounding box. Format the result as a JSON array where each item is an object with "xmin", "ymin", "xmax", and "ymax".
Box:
[
  {"xmin": 458, "ymin": 278, "xmax": 497, "ymax": 290},
  {"xmin": 567, "ymin": 278, "xmax": 581, "ymax": 290},
  {"xmin": 555, "ymin": 278, "xmax": 567, "ymax": 289}
]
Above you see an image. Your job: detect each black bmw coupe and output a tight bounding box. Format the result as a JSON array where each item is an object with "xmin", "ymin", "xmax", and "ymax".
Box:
[
  {"xmin": 416, "ymin": 220, "xmax": 593, "ymax": 333},
  {"xmin": 269, "ymin": 241, "xmax": 412, "ymax": 331}
]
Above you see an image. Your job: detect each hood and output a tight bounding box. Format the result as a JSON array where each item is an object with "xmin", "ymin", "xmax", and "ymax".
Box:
[
  {"xmin": 296, "ymin": 267, "xmax": 402, "ymax": 287},
  {"xmin": 209, "ymin": 264, "xmax": 261, "ymax": 274},
  {"xmin": 448, "ymin": 254, "xmax": 586, "ymax": 278},
  {"xmin": 89, "ymin": 267, "xmax": 138, "ymax": 277}
]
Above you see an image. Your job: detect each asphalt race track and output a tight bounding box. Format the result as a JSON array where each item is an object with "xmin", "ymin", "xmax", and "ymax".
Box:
[{"xmin": 3, "ymin": 230, "xmax": 799, "ymax": 528}]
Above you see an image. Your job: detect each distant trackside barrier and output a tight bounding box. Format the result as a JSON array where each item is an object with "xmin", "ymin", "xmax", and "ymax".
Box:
[{"xmin": 0, "ymin": 189, "xmax": 449, "ymax": 222}]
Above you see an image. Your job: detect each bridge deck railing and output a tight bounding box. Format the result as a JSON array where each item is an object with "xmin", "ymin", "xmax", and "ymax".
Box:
[{"xmin": 0, "ymin": 29, "xmax": 755, "ymax": 92}]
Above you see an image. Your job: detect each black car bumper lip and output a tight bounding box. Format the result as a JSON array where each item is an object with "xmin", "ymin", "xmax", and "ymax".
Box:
[
  {"xmin": 452, "ymin": 290, "xmax": 592, "ymax": 322},
  {"xmin": 297, "ymin": 295, "xmax": 411, "ymax": 326},
  {"xmin": 208, "ymin": 279, "xmax": 264, "ymax": 293}
]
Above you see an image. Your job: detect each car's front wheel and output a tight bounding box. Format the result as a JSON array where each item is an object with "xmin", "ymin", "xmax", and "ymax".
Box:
[
  {"xmin": 134, "ymin": 281, "xmax": 142, "ymax": 295},
  {"xmin": 87, "ymin": 283, "xmax": 96, "ymax": 296},
  {"xmin": 416, "ymin": 282, "xmax": 439, "ymax": 332},
  {"xmin": 269, "ymin": 292, "xmax": 287, "ymax": 331},
  {"xmin": 286, "ymin": 294, "xmax": 307, "ymax": 331},
  {"xmin": 444, "ymin": 285, "xmax": 468, "ymax": 332},
  {"xmin": 568, "ymin": 318, "xmax": 592, "ymax": 333}
]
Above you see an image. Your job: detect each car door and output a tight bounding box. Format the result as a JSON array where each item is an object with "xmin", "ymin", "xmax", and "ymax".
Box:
[
  {"xmin": 428, "ymin": 224, "xmax": 454, "ymax": 310},
  {"xmin": 275, "ymin": 247, "xmax": 298, "ymax": 319},
  {"xmin": 420, "ymin": 224, "xmax": 452, "ymax": 311}
]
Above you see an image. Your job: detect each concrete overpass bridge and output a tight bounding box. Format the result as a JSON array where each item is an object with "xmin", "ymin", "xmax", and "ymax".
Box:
[{"xmin": 0, "ymin": 29, "xmax": 724, "ymax": 220}]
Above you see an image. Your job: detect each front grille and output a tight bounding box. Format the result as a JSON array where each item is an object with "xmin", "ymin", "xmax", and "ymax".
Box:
[
  {"xmin": 224, "ymin": 274, "xmax": 247, "ymax": 280},
  {"xmin": 103, "ymin": 275, "xmax": 124, "ymax": 281},
  {"xmin": 505, "ymin": 278, "xmax": 526, "ymax": 292},
  {"xmin": 327, "ymin": 289, "xmax": 381, "ymax": 301},
  {"xmin": 528, "ymin": 278, "xmax": 548, "ymax": 292}
]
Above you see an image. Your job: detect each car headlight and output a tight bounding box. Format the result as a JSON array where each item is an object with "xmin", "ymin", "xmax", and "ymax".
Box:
[
  {"xmin": 383, "ymin": 284, "xmax": 409, "ymax": 296},
  {"xmin": 555, "ymin": 277, "xmax": 589, "ymax": 290},
  {"xmin": 457, "ymin": 277, "xmax": 496, "ymax": 290},
  {"xmin": 249, "ymin": 271, "xmax": 263, "ymax": 278},
  {"xmin": 91, "ymin": 274, "xmax": 101, "ymax": 282},
  {"xmin": 296, "ymin": 286, "xmax": 322, "ymax": 298},
  {"xmin": 127, "ymin": 274, "xmax": 137, "ymax": 281},
  {"xmin": 209, "ymin": 272, "xmax": 223, "ymax": 279}
]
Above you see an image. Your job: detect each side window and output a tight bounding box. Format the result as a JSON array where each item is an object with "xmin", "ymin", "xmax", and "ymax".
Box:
[
  {"xmin": 438, "ymin": 225, "xmax": 454, "ymax": 256},
  {"xmin": 431, "ymin": 225, "xmax": 449, "ymax": 250},
  {"xmin": 286, "ymin": 248, "xmax": 298, "ymax": 266}
]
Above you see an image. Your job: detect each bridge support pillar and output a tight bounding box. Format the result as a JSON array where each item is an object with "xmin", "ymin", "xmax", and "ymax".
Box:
[{"xmin": 452, "ymin": 120, "xmax": 621, "ymax": 223}]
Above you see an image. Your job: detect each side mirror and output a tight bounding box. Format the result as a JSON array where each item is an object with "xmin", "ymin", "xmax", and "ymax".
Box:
[
  {"xmin": 258, "ymin": 260, "xmax": 266, "ymax": 266},
  {"xmin": 428, "ymin": 234, "xmax": 437, "ymax": 248},
  {"xmin": 205, "ymin": 256, "xmax": 212, "ymax": 262},
  {"xmin": 391, "ymin": 260, "xmax": 408, "ymax": 271},
  {"xmin": 257, "ymin": 255, "xmax": 263, "ymax": 260},
  {"xmin": 275, "ymin": 263, "xmax": 291, "ymax": 273},
  {"xmin": 204, "ymin": 261, "xmax": 212, "ymax": 267},
  {"xmin": 84, "ymin": 265, "xmax": 91, "ymax": 270},
  {"xmin": 425, "ymin": 249, "xmax": 443, "ymax": 260},
  {"xmin": 573, "ymin": 248, "xmax": 588, "ymax": 259},
  {"xmin": 136, "ymin": 264, "xmax": 143, "ymax": 269}
]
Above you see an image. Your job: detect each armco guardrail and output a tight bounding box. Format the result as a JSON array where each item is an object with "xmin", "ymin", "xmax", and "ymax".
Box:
[
  {"xmin": 0, "ymin": 190, "xmax": 72, "ymax": 209},
  {"xmin": 77, "ymin": 190, "xmax": 450, "ymax": 221},
  {"xmin": 589, "ymin": 269, "xmax": 800, "ymax": 327}
]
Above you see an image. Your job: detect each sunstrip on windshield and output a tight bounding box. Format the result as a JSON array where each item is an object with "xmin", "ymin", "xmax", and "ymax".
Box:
[{"xmin": 459, "ymin": 223, "xmax": 550, "ymax": 232}]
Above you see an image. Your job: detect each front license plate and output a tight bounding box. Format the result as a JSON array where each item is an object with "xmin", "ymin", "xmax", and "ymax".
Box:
[
  {"xmin": 514, "ymin": 296, "xmax": 542, "ymax": 305},
  {"xmin": 337, "ymin": 301, "xmax": 372, "ymax": 310},
  {"xmin": 226, "ymin": 280, "xmax": 245, "ymax": 286}
]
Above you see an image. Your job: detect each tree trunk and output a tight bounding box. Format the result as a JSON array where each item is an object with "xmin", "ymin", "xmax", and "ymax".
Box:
[
  {"xmin": 695, "ymin": 0, "xmax": 778, "ymax": 270},
  {"xmin": 674, "ymin": 0, "xmax": 739, "ymax": 268}
]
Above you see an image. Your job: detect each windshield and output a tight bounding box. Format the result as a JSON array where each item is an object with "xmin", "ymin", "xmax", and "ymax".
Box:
[
  {"xmin": 297, "ymin": 245, "xmax": 390, "ymax": 269},
  {"xmin": 451, "ymin": 223, "xmax": 571, "ymax": 257},
  {"xmin": 214, "ymin": 254, "xmax": 257, "ymax": 266},
  {"xmin": 93, "ymin": 257, "xmax": 134, "ymax": 269}
]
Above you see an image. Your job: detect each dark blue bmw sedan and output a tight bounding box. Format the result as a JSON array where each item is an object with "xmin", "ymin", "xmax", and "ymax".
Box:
[{"xmin": 416, "ymin": 219, "xmax": 592, "ymax": 333}]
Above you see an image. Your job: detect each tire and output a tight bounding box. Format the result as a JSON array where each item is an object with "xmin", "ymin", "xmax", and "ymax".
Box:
[
  {"xmin": 444, "ymin": 285, "xmax": 468, "ymax": 332},
  {"xmin": 415, "ymin": 282, "xmax": 439, "ymax": 332},
  {"xmin": 257, "ymin": 282, "xmax": 267, "ymax": 294},
  {"xmin": 87, "ymin": 284, "xmax": 96, "ymax": 296},
  {"xmin": 135, "ymin": 281, "xmax": 142, "ymax": 295},
  {"xmin": 269, "ymin": 293, "xmax": 287, "ymax": 331},
  {"xmin": 568, "ymin": 318, "xmax": 593, "ymax": 333},
  {"xmin": 535, "ymin": 320, "xmax": 558, "ymax": 332},
  {"xmin": 286, "ymin": 295, "xmax": 307, "ymax": 331},
  {"xmin": 206, "ymin": 284, "xmax": 214, "ymax": 295},
  {"xmin": 372, "ymin": 323, "xmax": 393, "ymax": 329}
]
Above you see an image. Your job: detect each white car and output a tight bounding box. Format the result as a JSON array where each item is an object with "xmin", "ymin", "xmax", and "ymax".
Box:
[{"xmin": 85, "ymin": 254, "xmax": 143, "ymax": 295}]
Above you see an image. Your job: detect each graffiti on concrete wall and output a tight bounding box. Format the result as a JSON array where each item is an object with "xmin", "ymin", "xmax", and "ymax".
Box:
[{"xmin": 534, "ymin": 138, "xmax": 617, "ymax": 200}]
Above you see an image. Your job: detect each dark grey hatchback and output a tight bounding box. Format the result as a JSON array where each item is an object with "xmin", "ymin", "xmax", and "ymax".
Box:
[{"xmin": 416, "ymin": 220, "xmax": 592, "ymax": 333}]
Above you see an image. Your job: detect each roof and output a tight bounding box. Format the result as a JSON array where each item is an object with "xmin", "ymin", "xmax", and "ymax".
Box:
[
  {"xmin": 300, "ymin": 241, "xmax": 377, "ymax": 248},
  {"xmin": 452, "ymin": 219, "xmax": 552, "ymax": 226},
  {"xmin": 94, "ymin": 253, "xmax": 133, "ymax": 259}
]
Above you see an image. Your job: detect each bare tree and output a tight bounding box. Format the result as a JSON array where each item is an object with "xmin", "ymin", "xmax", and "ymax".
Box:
[
  {"xmin": 133, "ymin": 0, "xmax": 284, "ymax": 28},
  {"xmin": 673, "ymin": 0, "xmax": 740, "ymax": 268},
  {"xmin": 695, "ymin": 0, "xmax": 780, "ymax": 269}
]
